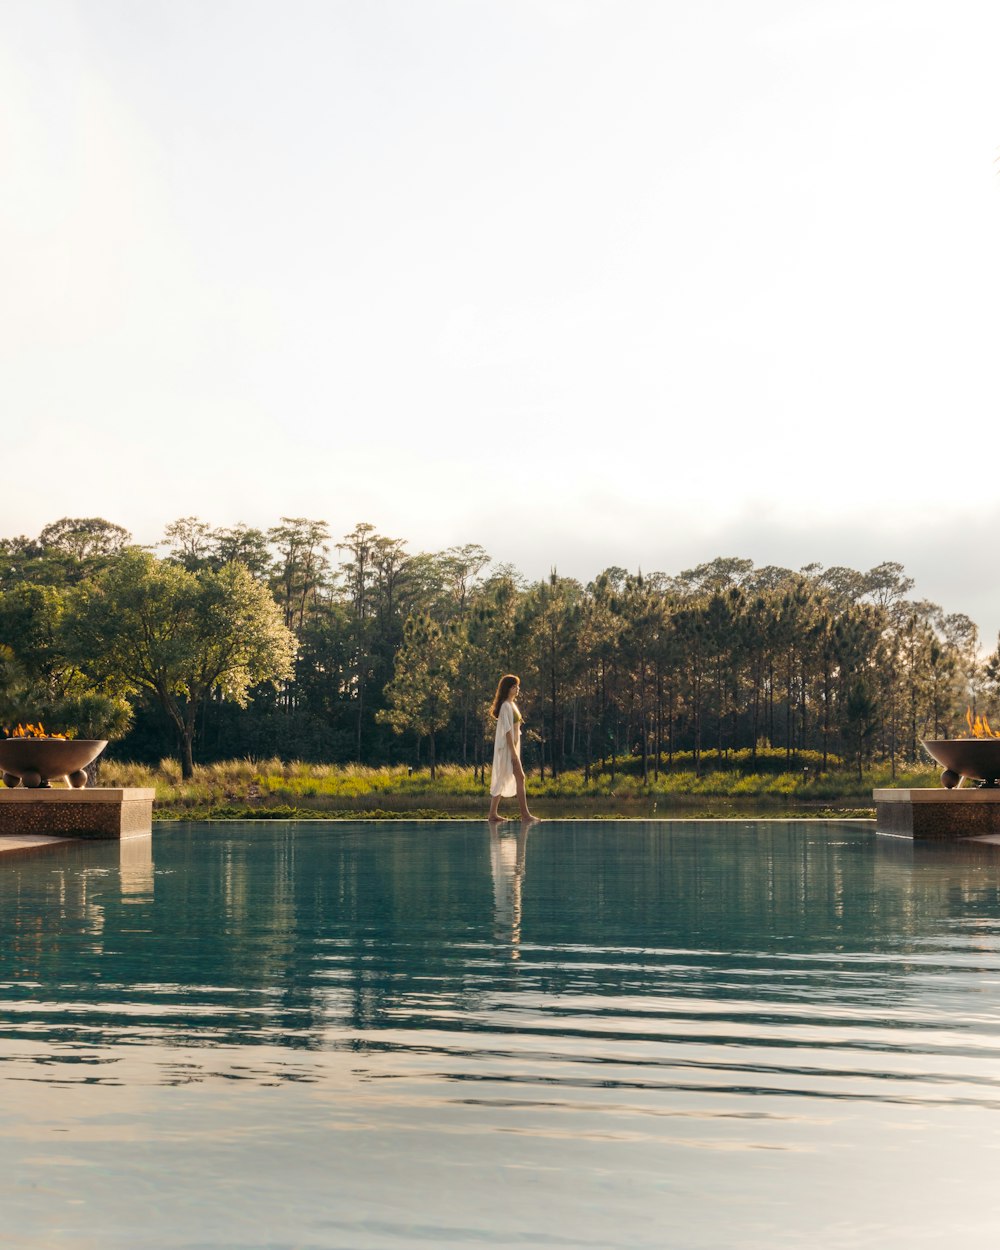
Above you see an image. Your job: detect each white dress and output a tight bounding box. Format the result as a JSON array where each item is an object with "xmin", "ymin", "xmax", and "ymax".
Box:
[{"xmin": 490, "ymin": 701, "xmax": 521, "ymax": 797}]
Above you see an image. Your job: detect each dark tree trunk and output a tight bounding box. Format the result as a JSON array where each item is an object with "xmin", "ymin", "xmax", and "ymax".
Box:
[
  {"xmin": 715, "ymin": 657, "xmax": 724, "ymax": 762},
  {"xmin": 180, "ymin": 730, "xmax": 195, "ymax": 780},
  {"xmin": 654, "ymin": 663, "xmax": 662, "ymax": 781},
  {"xmin": 159, "ymin": 690, "xmax": 196, "ymax": 780},
  {"xmin": 693, "ymin": 670, "xmax": 702, "ymax": 776},
  {"xmin": 355, "ymin": 677, "xmax": 364, "ymax": 762},
  {"xmin": 785, "ymin": 650, "xmax": 794, "ymax": 762},
  {"xmin": 549, "ymin": 630, "xmax": 558, "ymax": 780}
]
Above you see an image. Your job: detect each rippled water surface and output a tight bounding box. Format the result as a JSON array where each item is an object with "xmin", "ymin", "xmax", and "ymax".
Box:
[{"xmin": 4, "ymin": 820, "xmax": 1000, "ymax": 1248}]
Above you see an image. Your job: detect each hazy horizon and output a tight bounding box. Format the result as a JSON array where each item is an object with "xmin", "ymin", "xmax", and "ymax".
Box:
[{"xmin": 4, "ymin": 2, "xmax": 998, "ymax": 638}]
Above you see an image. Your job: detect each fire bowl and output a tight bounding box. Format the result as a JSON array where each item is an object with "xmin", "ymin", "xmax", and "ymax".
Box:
[
  {"xmin": 0, "ymin": 739, "xmax": 108, "ymax": 789},
  {"xmin": 922, "ymin": 740, "xmax": 1000, "ymax": 788}
]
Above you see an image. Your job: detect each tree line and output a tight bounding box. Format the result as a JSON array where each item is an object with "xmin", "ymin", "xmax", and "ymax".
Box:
[{"xmin": 0, "ymin": 515, "xmax": 996, "ymax": 780}]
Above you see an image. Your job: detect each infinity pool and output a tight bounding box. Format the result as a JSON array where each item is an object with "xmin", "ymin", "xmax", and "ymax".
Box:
[{"xmin": 3, "ymin": 820, "xmax": 1000, "ymax": 1248}]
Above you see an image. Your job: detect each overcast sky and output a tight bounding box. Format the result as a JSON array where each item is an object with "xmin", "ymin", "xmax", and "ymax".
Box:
[{"xmin": 3, "ymin": 1, "xmax": 1000, "ymax": 635}]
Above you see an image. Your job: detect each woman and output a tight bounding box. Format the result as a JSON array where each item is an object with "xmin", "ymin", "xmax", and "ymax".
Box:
[{"xmin": 488, "ymin": 674, "xmax": 537, "ymax": 822}]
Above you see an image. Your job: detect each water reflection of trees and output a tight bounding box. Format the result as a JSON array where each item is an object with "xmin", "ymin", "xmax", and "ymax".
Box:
[{"xmin": 2, "ymin": 823, "xmax": 1000, "ymax": 1052}]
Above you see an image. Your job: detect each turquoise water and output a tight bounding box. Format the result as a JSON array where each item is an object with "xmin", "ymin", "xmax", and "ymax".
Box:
[{"xmin": 3, "ymin": 820, "xmax": 1000, "ymax": 1248}]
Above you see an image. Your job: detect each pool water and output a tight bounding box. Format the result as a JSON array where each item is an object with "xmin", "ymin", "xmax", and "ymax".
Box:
[{"xmin": 3, "ymin": 820, "xmax": 1000, "ymax": 1248}]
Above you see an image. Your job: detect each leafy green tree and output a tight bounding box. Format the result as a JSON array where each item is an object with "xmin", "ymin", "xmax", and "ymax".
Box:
[
  {"xmin": 39, "ymin": 517, "xmax": 131, "ymax": 565},
  {"xmin": 943, "ymin": 612, "xmax": 981, "ymax": 717},
  {"xmin": 673, "ymin": 601, "xmax": 708, "ymax": 773},
  {"xmin": 773, "ymin": 581, "xmax": 814, "ymax": 759},
  {"xmin": 0, "ymin": 517, "xmax": 985, "ymax": 776},
  {"xmin": 0, "ymin": 642, "xmax": 28, "ymax": 719},
  {"xmin": 741, "ymin": 592, "xmax": 777, "ymax": 765},
  {"xmin": 212, "ymin": 524, "xmax": 274, "ymax": 580},
  {"xmin": 435, "ymin": 545, "xmax": 491, "ymax": 614},
  {"xmin": 162, "ymin": 517, "xmax": 215, "ymax": 570},
  {"xmin": 269, "ymin": 517, "xmax": 331, "ymax": 632},
  {"xmin": 0, "ymin": 583, "xmax": 131, "ymax": 740},
  {"xmin": 0, "ymin": 518, "xmax": 131, "ymax": 590},
  {"xmin": 430, "ymin": 546, "xmax": 492, "ymax": 769},
  {"xmin": 844, "ymin": 678, "xmax": 878, "ymax": 780},
  {"xmin": 702, "ymin": 587, "xmax": 745, "ymax": 763},
  {"xmin": 338, "ymin": 522, "xmax": 379, "ymax": 760},
  {"xmin": 461, "ymin": 571, "xmax": 520, "ymax": 778},
  {"xmin": 292, "ymin": 596, "xmax": 356, "ymax": 755},
  {"xmin": 862, "ymin": 562, "xmax": 915, "ymax": 613},
  {"xmin": 336, "ymin": 523, "xmax": 420, "ymax": 761},
  {"xmin": 519, "ymin": 571, "xmax": 582, "ymax": 778},
  {"xmin": 615, "ymin": 573, "xmax": 669, "ymax": 783},
  {"xmin": 676, "ymin": 557, "xmax": 754, "ymax": 595},
  {"xmin": 378, "ymin": 612, "xmax": 458, "ymax": 777},
  {"xmin": 817, "ymin": 565, "xmax": 866, "ymax": 607},
  {"xmin": 577, "ymin": 571, "xmax": 625, "ymax": 778},
  {"xmin": 70, "ymin": 551, "xmax": 296, "ymax": 778},
  {"xmin": 926, "ymin": 633, "xmax": 957, "ymax": 739},
  {"xmin": 981, "ymin": 636, "xmax": 1000, "ymax": 731}
]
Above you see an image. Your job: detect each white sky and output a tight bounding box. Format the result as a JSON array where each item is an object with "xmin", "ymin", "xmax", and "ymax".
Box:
[{"xmin": 3, "ymin": 1, "xmax": 1000, "ymax": 636}]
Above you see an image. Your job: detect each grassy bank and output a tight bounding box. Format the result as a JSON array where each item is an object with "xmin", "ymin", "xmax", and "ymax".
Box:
[{"xmin": 97, "ymin": 752, "xmax": 929, "ymax": 820}]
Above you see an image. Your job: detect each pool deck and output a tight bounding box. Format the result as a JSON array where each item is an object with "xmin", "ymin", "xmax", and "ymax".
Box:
[{"xmin": 0, "ymin": 833, "xmax": 77, "ymax": 854}]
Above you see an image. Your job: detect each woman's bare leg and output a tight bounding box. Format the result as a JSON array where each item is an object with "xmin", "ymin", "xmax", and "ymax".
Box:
[{"xmin": 515, "ymin": 774, "xmax": 537, "ymax": 821}]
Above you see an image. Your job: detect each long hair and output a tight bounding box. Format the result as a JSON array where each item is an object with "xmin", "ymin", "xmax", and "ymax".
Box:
[{"xmin": 490, "ymin": 674, "xmax": 520, "ymax": 719}]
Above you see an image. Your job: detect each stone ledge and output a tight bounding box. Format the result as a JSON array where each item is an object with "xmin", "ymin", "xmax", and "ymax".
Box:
[
  {"xmin": 0, "ymin": 787, "xmax": 154, "ymax": 802},
  {"xmin": 874, "ymin": 788, "xmax": 1000, "ymax": 803},
  {"xmin": 0, "ymin": 788, "xmax": 154, "ymax": 839},
  {"xmin": 875, "ymin": 788, "xmax": 1000, "ymax": 838}
]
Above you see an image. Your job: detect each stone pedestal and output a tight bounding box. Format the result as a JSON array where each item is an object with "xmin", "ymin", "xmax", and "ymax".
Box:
[
  {"xmin": 873, "ymin": 788, "xmax": 1000, "ymax": 839},
  {"xmin": 0, "ymin": 788, "xmax": 155, "ymax": 840}
]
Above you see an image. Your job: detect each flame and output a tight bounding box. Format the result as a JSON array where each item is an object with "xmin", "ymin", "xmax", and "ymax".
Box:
[
  {"xmin": 966, "ymin": 708, "xmax": 1000, "ymax": 740},
  {"xmin": 3, "ymin": 722, "xmax": 68, "ymax": 740}
]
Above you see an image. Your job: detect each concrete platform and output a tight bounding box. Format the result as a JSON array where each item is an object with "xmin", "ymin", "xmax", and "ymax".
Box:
[
  {"xmin": 874, "ymin": 787, "xmax": 1000, "ymax": 838},
  {"xmin": 0, "ymin": 788, "xmax": 155, "ymax": 839},
  {"xmin": 0, "ymin": 833, "xmax": 76, "ymax": 855}
]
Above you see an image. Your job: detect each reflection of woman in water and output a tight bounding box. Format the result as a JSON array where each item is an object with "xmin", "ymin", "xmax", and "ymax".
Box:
[
  {"xmin": 488, "ymin": 674, "xmax": 537, "ymax": 822},
  {"xmin": 490, "ymin": 821, "xmax": 529, "ymax": 957}
]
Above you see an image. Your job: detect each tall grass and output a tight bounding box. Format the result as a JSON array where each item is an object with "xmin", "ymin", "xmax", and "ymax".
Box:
[{"xmin": 99, "ymin": 751, "xmax": 934, "ymax": 814}]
